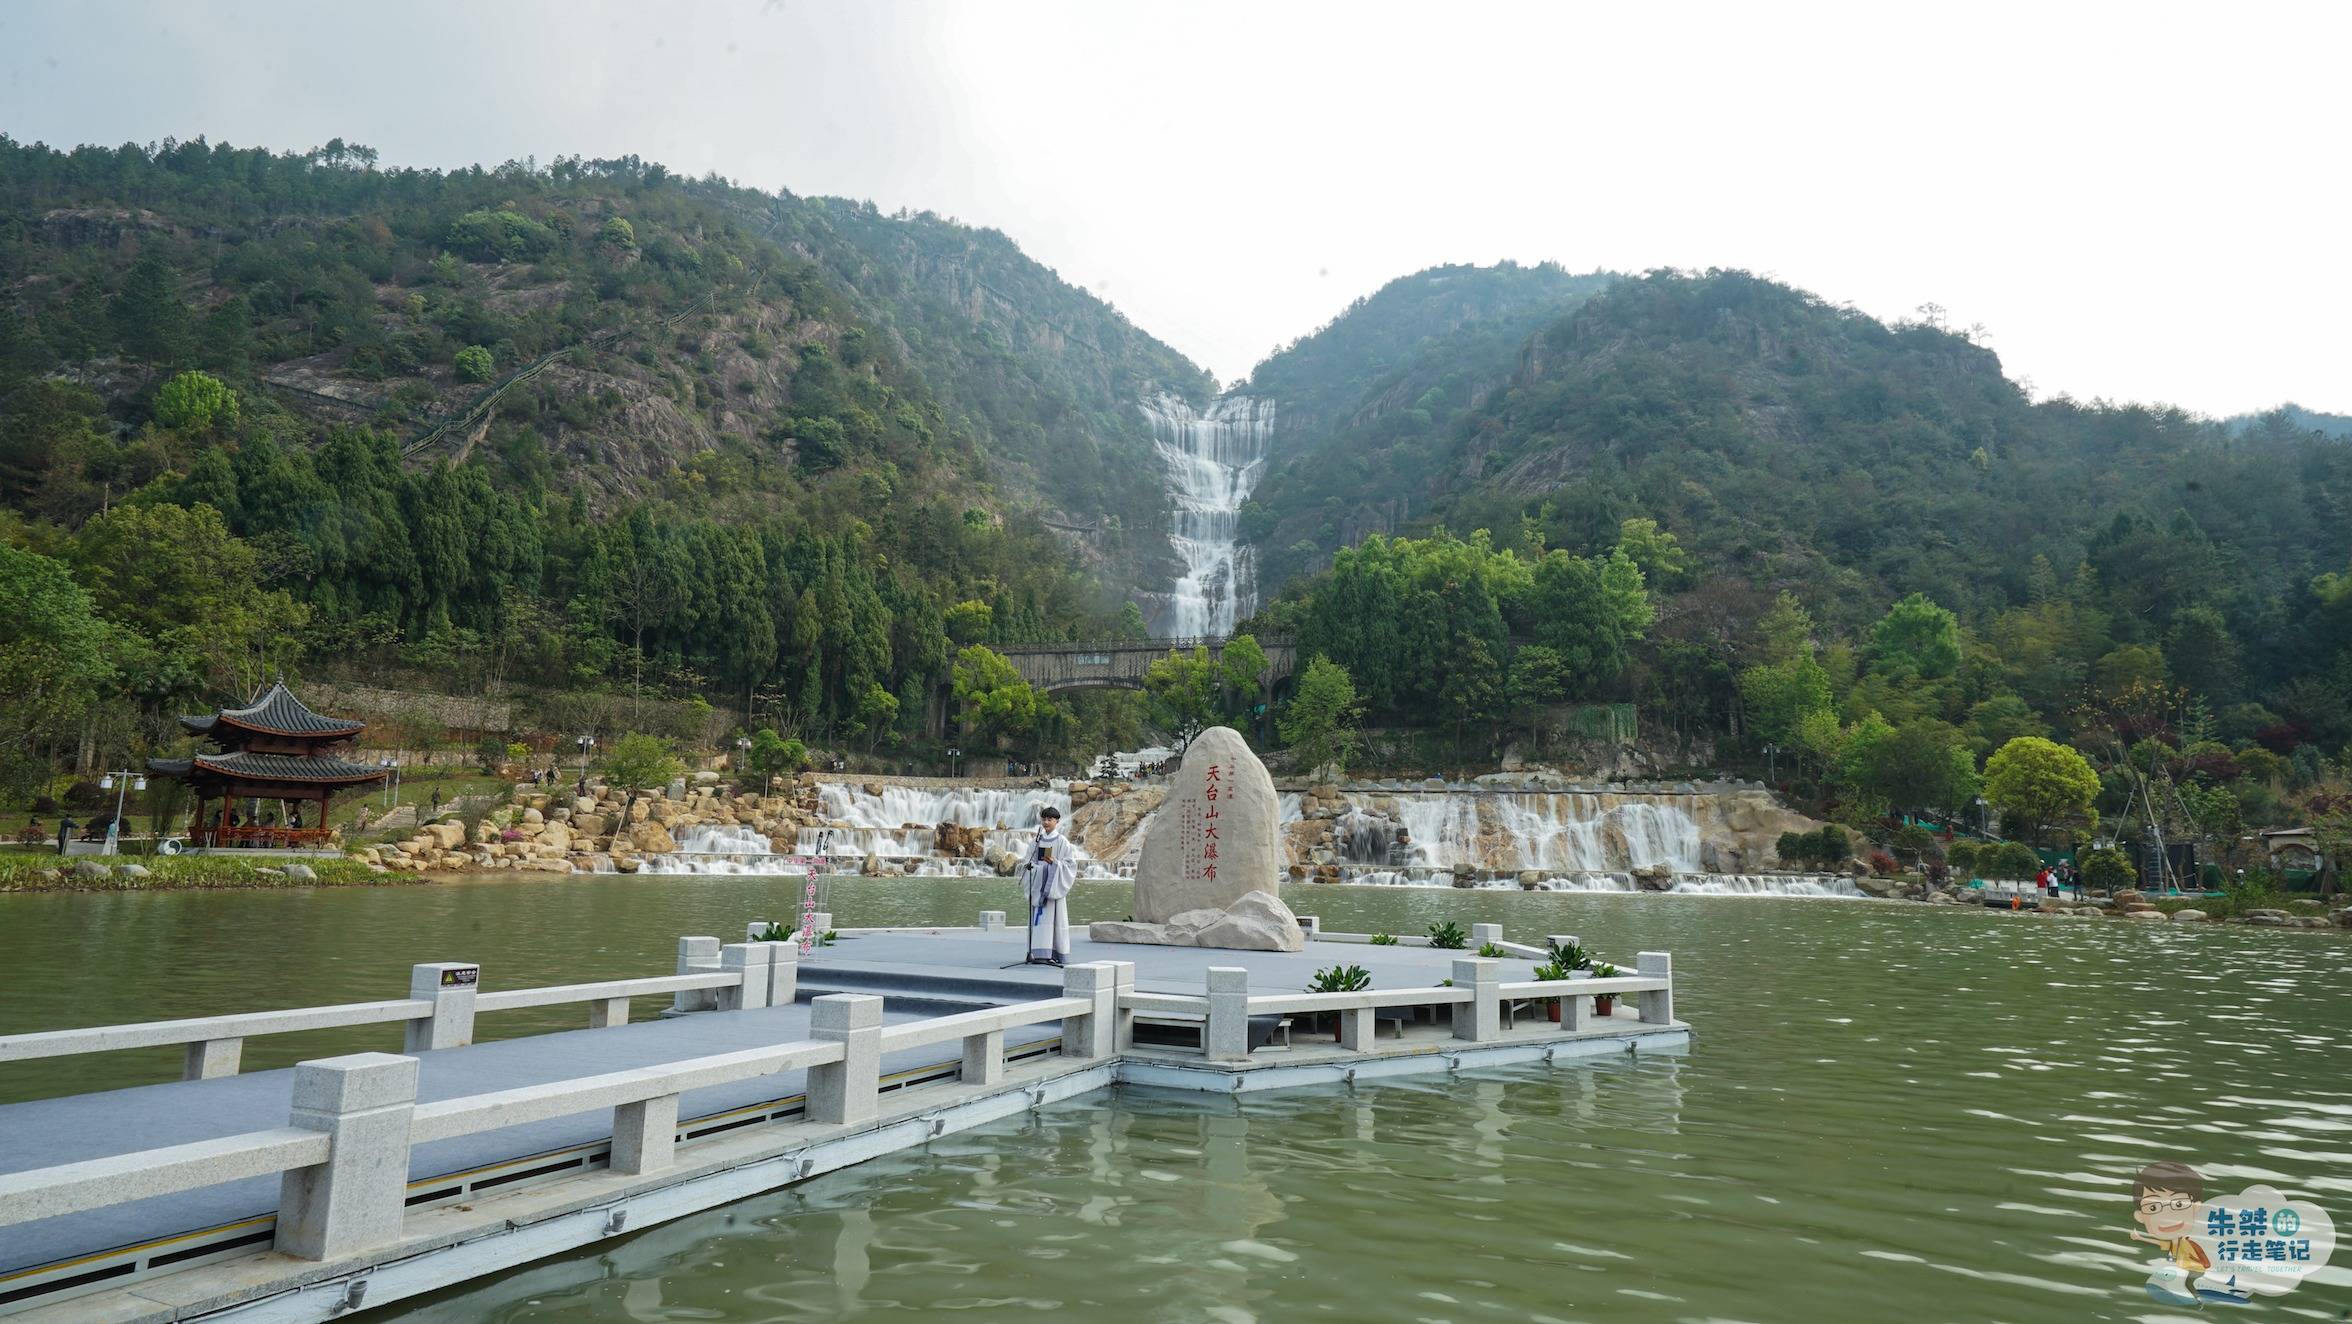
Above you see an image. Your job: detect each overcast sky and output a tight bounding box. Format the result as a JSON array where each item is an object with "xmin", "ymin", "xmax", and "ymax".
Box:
[{"xmin": 3, "ymin": 1, "xmax": 2346, "ymax": 415}]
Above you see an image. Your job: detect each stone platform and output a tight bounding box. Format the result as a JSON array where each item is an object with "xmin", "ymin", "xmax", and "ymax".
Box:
[{"xmin": 0, "ymin": 926, "xmax": 1684, "ymax": 1322}]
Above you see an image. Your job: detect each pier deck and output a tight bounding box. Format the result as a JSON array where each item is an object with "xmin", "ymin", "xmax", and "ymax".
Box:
[{"xmin": 0, "ymin": 925, "xmax": 1686, "ymax": 1322}]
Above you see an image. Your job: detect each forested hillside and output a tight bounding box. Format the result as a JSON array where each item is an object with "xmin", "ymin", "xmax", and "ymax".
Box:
[
  {"xmin": 1246, "ymin": 268, "xmax": 2352, "ymax": 841},
  {"xmin": 0, "ymin": 136, "xmax": 1203, "ymax": 791},
  {"xmin": 1240, "ymin": 262, "xmax": 1614, "ymax": 587}
]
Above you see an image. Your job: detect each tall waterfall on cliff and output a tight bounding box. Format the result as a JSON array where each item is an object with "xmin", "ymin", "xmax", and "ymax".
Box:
[{"xmin": 1141, "ymin": 392, "xmax": 1275, "ymax": 637}]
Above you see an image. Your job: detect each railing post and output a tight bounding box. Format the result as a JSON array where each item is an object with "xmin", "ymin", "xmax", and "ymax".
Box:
[
  {"xmin": 1452, "ymin": 958, "xmax": 1500, "ymax": 1043},
  {"xmin": 1563, "ymin": 969, "xmax": 1594, "ymax": 1032},
  {"xmin": 275, "ymin": 1053, "xmax": 418, "ymax": 1261},
  {"xmin": 961, "ymin": 1028, "xmax": 1005, "ymax": 1086},
  {"xmin": 718, "ymin": 942, "xmax": 774, "ymax": 1011},
  {"xmin": 1205, "ymin": 967, "xmax": 1251, "ymax": 1061},
  {"xmin": 978, "ymin": 910, "xmax": 1006, "ymax": 931},
  {"xmin": 1062, "ymin": 962, "xmax": 1118, "ymax": 1060},
  {"xmin": 770, "ymin": 941, "xmax": 800, "ymax": 1006},
  {"xmin": 1294, "ymin": 914, "xmax": 1320, "ymax": 938},
  {"xmin": 1637, "ymin": 951, "xmax": 1674, "ymax": 1025},
  {"xmin": 183, "ymin": 1037, "xmax": 243, "ymax": 1080},
  {"xmin": 1109, "ymin": 961, "xmax": 1137, "ymax": 1051},
  {"xmin": 804, "ymin": 912, "xmax": 834, "ymax": 943},
  {"xmin": 588, "ymin": 996, "xmax": 631, "ymax": 1029},
  {"xmin": 807, "ymin": 994, "xmax": 883, "ymax": 1125},
  {"xmin": 1470, "ymin": 923, "xmax": 1503, "ymax": 950},
  {"xmin": 403, "ymin": 962, "xmax": 478, "ymax": 1052},
  {"xmin": 1340, "ymin": 1005, "xmax": 1374, "ymax": 1051},
  {"xmin": 611, "ymin": 1093, "xmax": 679, "ymax": 1175},
  {"xmin": 674, "ymin": 936, "xmax": 720, "ymax": 1013}
]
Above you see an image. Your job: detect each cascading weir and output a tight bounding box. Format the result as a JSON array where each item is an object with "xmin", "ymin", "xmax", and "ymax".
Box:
[{"xmin": 1140, "ymin": 392, "xmax": 1275, "ymax": 638}]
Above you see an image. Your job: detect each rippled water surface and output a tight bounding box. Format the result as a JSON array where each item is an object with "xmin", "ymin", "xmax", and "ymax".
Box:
[{"xmin": 4, "ymin": 875, "xmax": 2348, "ymax": 1320}]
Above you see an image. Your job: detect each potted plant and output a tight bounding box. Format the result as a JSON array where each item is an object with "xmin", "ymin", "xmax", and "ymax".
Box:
[
  {"xmin": 1529, "ymin": 954, "xmax": 1572, "ymax": 1022},
  {"xmin": 1427, "ymin": 920, "xmax": 1468, "ymax": 950},
  {"xmin": 1589, "ymin": 961, "xmax": 1620, "ymax": 1017},
  {"xmin": 1476, "ymin": 941, "xmax": 1506, "ymax": 958},
  {"xmin": 1368, "ymin": 932, "xmax": 1398, "ymax": 946},
  {"xmin": 1304, "ymin": 963, "xmax": 1372, "ymax": 1039}
]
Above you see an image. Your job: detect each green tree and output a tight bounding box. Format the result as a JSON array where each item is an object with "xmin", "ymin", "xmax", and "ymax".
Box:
[
  {"xmin": 1983, "ymin": 736, "xmax": 2101, "ymax": 844},
  {"xmin": 599, "ymin": 216, "xmax": 638, "ymax": 251},
  {"xmin": 1280, "ymin": 655, "xmax": 1362, "ymax": 781},
  {"xmin": 153, "ymin": 370, "xmax": 238, "ymax": 433},
  {"xmin": 1739, "ymin": 655, "xmax": 1833, "ymax": 745},
  {"xmin": 1846, "ymin": 718, "xmax": 1979, "ymax": 816},
  {"xmin": 1870, "ymin": 593, "xmax": 1962, "ymax": 679},
  {"xmin": 0, "ymin": 544, "xmax": 116, "ymax": 800},
  {"xmin": 1218, "ymin": 634, "xmax": 1269, "ymax": 717},
  {"xmin": 850, "ymin": 680, "xmax": 900, "ymax": 751},
  {"xmin": 952, "ymin": 644, "xmax": 1041, "ymax": 747},
  {"xmin": 603, "ymin": 732, "xmax": 682, "ymax": 791},
  {"xmin": 68, "ymin": 502, "xmax": 305, "ymax": 698},
  {"xmin": 454, "ymin": 345, "xmax": 495, "ymax": 383},
  {"xmin": 2078, "ymin": 846, "xmax": 2136, "ymax": 893},
  {"xmin": 1615, "ymin": 517, "xmax": 1692, "ymax": 589},
  {"xmin": 1507, "ymin": 644, "xmax": 1571, "ymax": 743},
  {"xmin": 1117, "ymin": 601, "xmax": 1148, "ymax": 640},
  {"xmin": 942, "ymin": 599, "xmax": 994, "ymax": 645},
  {"xmin": 746, "ymin": 728, "xmax": 806, "ymax": 789},
  {"xmin": 1143, "ymin": 646, "xmax": 1221, "ymax": 749}
]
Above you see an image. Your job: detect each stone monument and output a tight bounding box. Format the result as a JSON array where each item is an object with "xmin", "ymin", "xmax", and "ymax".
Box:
[{"xmin": 1089, "ymin": 725, "xmax": 1304, "ymax": 952}]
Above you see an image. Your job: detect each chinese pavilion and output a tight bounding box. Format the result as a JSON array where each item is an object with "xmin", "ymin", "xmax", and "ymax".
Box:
[{"xmin": 148, "ymin": 680, "xmax": 387, "ymax": 851}]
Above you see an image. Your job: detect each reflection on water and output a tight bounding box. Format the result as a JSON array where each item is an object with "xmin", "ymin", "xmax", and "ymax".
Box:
[{"xmin": 3, "ymin": 875, "xmax": 2348, "ymax": 1320}]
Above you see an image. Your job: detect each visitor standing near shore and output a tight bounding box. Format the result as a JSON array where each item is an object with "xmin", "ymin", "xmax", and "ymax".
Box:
[{"xmin": 1023, "ymin": 806, "xmax": 1074, "ymax": 965}]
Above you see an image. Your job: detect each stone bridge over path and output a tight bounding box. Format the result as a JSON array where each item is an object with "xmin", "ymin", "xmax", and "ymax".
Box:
[{"xmin": 995, "ymin": 636, "xmax": 1298, "ymax": 695}]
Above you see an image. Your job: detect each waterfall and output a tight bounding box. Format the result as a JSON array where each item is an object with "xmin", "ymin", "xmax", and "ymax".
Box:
[
  {"xmin": 1338, "ymin": 791, "xmax": 1708, "ymax": 876},
  {"xmin": 1140, "ymin": 392, "xmax": 1275, "ymax": 637},
  {"xmin": 798, "ymin": 782, "xmax": 1116, "ymax": 877}
]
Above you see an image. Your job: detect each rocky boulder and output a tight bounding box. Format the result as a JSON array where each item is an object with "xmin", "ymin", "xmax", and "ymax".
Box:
[
  {"xmin": 1089, "ymin": 889, "xmax": 1305, "ymax": 953},
  {"xmin": 1132, "ymin": 726, "xmax": 1283, "ymax": 924},
  {"xmin": 2170, "ymin": 908, "xmax": 2207, "ymax": 923}
]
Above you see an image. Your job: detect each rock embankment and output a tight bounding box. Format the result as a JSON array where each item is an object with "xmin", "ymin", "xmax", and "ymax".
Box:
[{"xmin": 363, "ymin": 774, "xmax": 832, "ymax": 874}]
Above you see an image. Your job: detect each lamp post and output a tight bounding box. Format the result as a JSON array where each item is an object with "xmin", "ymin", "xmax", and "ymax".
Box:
[
  {"xmin": 1763, "ymin": 743, "xmax": 1782, "ymax": 783},
  {"xmin": 948, "ymin": 746, "xmax": 961, "ymax": 780},
  {"xmin": 1974, "ymin": 796, "xmax": 1990, "ymax": 838},
  {"xmin": 575, "ymin": 734, "xmax": 594, "ymax": 792},
  {"xmin": 97, "ymin": 770, "xmax": 146, "ymax": 856},
  {"xmin": 735, "ymin": 735, "xmax": 752, "ymax": 791}
]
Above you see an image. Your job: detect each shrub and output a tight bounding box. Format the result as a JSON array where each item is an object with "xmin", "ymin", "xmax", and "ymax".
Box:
[
  {"xmin": 1307, "ymin": 963, "xmax": 1372, "ymax": 993},
  {"xmin": 1368, "ymin": 932, "xmax": 1398, "ymax": 946},
  {"xmin": 1946, "ymin": 841, "xmax": 1982, "ymax": 876},
  {"xmin": 603, "ymin": 732, "xmax": 682, "ymax": 791},
  {"xmin": 454, "ymin": 345, "xmax": 495, "ymax": 383},
  {"xmin": 1427, "ymin": 920, "xmax": 1468, "ymax": 950},
  {"xmin": 1869, "ymin": 850, "xmax": 1900, "ymax": 876},
  {"xmin": 1476, "ymin": 941, "xmax": 1506, "ymax": 958},
  {"xmin": 2078, "ymin": 846, "xmax": 2136, "ymax": 893},
  {"xmin": 1982, "ymin": 841, "xmax": 2043, "ymax": 879}
]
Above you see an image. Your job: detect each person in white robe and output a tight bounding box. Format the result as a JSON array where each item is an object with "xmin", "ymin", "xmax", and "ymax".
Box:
[{"xmin": 1023, "ymin": 806, "xmax": 1075, "ymax": 964}]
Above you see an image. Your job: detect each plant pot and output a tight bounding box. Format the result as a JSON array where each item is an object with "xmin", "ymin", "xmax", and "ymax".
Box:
[
  {"xmin": 1546, "ymin": 1000, "xmax": 1563, "ymax": 1023},
  {"xmin": 1593, "ymin": 995, "xmax": 1615, "ymax": 1018}
]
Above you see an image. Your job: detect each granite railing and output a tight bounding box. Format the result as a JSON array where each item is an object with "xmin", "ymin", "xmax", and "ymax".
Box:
[
  {"xmin": 1114, "ymin": 925, "xmax": 1674, "ymax": 1062},
  {"xmin": 0, "ymin": 940, "xmax": 795, "ymax": 1083},
  {"xmin": 0, "ymin": 969, "xmax": 1122, "ymax": 1264}
]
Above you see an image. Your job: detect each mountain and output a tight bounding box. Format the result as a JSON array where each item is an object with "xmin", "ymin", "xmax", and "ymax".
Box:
[
  {"xmin": 2226, "ymin": 402, "xmax": 2352, "ymax": 441},
  {"xmin": 1238, "ymin": 262, "xmax": 1615, "ymax": 587},
  {"xmin": 0, "ymin": 135, "xmax": 1206, "ymax": 774},
  {"xmin": 1242, "ymin": 266, "xmax": 2352, "ymax": 809},
  {"xmin": 773, "ymin": 199, "xmax": 1212, "ymax": 591}
]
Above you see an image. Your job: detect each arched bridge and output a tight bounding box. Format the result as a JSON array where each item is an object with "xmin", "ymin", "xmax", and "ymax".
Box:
[{"xmin": 995, "ymin": 636, "xmax": 1297, "ymax": 695}]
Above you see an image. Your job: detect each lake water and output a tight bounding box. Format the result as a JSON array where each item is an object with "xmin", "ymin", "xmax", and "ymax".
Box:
[{"xmin": 3, "ymin": 876, "xmax": 2347, "ymax": 1320}]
